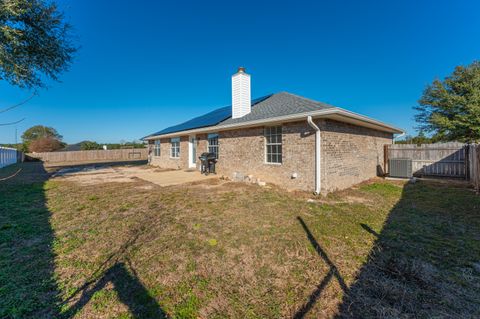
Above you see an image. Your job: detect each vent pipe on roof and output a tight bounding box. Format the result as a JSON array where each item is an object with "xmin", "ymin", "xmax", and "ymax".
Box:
[{"xmin": 232, "ymin": 67, "xmax": 251, "ymax": 119}]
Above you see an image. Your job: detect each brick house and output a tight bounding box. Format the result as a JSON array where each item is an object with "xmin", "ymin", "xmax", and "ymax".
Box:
[{"xmin": 144, "ymin": 68, "xmax": 402, "ymax": 194}]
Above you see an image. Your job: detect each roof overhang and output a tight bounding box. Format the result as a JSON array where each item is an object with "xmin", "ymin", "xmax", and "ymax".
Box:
[{"xmin": 143, "ymin": 108, "xmax": 403, "ymax": 140}]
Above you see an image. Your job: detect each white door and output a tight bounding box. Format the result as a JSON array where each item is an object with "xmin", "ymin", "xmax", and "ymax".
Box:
[{"xmin": 188, "ymin": 135, "xmax": 197, "ymax": 168}]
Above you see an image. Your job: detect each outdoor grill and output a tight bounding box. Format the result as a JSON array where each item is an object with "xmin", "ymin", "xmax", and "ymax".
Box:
[{"xmin": 199, "ymin": 152, "xmax": 217, "ymax": 175}]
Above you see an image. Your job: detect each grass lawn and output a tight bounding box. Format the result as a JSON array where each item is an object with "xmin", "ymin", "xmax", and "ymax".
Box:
[{"xmin": 1, "ymin": 162, "xmax": 479, "ymax": 318}]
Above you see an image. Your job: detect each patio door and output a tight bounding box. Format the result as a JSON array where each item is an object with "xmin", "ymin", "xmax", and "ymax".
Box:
[{"xmin": 188, "ymin": 135, "xmax": 197, "ymax": 168}]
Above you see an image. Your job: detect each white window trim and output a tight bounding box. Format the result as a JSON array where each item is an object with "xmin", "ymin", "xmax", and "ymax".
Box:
[
  {"xmin": 153, "ymin": 140, "xmax": 161, "ymax": 157},
  {"xmin": 207, "ymin": 133, "xmax": 219, "ymax": 159},
  {"xmin": 170, "ymin": 138, "xmax": 180, "ymax": 159},
  {"xmin": 264, "ymin": 125, "xmax": 283, "ymax": 165},
  {"xmin": 265, "ymin": 161, "xmax": 282, "ymax": 166}
]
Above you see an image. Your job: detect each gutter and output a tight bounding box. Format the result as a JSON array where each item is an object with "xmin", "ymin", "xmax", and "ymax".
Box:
[
  {"xmin": 144, "ymin": 108, "xmax": 404, "ymax": 140},
  {"xmin": 307, "ymin": 116, "xmax": 321, "ymax": 195}
]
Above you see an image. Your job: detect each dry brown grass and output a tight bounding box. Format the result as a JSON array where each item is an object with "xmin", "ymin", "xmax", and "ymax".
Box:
[{"xmin": 1, "ymin": 163, "xmax": 479, "ymax": 318}]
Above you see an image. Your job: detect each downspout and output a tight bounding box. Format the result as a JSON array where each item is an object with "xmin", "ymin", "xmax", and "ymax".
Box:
[{"xmin": 307, "ymin": 116, "xmax": 321, "ymax": 195}]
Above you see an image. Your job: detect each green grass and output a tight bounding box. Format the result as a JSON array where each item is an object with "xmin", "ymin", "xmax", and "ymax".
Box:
[{"xmin": 1, "ymin": 162, "xmax": 480, "ymax": 318}]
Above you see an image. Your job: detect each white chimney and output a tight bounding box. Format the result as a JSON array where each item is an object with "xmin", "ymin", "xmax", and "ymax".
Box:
[{"xmin": 231, "ymin": 67, "xmax": 251, "ymax": 119}]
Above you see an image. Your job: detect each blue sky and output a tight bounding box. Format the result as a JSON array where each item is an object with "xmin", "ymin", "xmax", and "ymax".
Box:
[{"xmin": 1, "ymin": 0, "xmax": 479, "ymax": 144}]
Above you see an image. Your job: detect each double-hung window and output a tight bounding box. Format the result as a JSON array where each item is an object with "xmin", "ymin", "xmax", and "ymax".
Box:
[
  {"xmin": 154, "ymin": 140, "xmax": 161, "ymax": 156},
  {"xmin": 170, "ymin": 137, "xmax": 180, "ymax": 158},
  {"xmin": 265, "ymin": 126, "xmax": 282, "ymax": 164},
  {"xmin": 207, "ymin": 133, "xmax": 219, "ymax": 158}
]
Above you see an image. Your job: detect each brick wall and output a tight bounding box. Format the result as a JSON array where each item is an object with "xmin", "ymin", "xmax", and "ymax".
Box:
[
  {"xmin": 149, "ymin": 136, "xmax": 189, "ymax": 169},
  {"xmin": 148, "ymin": 119, "xmax": 393, "ymax": 193},
  {"xmin": 320, "ymin": 120, "xmax": 392, "ymax": 192},
  {"xmin": 149, "ymin": 134, "xmax": 209, "ymax": 169},
  {"xmin": 216, "ymin": 121, "xmax": 316, "ymax": 191},
  {"xmin": 195, "ymin": 134, "xmax": 208, "ymax": 167}
]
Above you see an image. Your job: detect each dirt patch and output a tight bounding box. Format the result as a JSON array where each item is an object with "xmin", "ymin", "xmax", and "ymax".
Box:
[
  {"xmin": 52, "ymin": 166, "xmax": 136, "ymax": 185},
  {"xmin": 51, "ymin": 164, "xmax": 218, "ymax": 187},
  {"xmin": 135, "ymin": 185, "xmax": 155, "ymax": 190}
]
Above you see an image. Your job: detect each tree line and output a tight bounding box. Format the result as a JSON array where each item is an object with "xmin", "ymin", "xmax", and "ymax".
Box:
[{"xmin": 3, "ymin": 125, "xmax": 144, "ymax": 152}]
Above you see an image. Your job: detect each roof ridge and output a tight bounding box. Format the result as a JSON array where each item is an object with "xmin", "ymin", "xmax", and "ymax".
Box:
[{"xmin": 277, "ymin": 91, "xmax": 339, "ymax": 109}]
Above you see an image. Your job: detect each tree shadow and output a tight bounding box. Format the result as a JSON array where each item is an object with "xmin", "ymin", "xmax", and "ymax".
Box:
[
  {"xmin": 0, "ymin": 162, "xmax": 168, "ymax": 318},
  {"xmin": 60, "ymin": 225, "xmax": 169, "ymax": 318},
  {"xmin": 293, "ymin": 217, "xmax": 349, "ymax": 319},
  {"xmin": 62, "ymin": 261, "xmax": 168, "ymax": 319},
  {"xmin": 45, "ymin": 159, "xmax": 148, "ymax": 170},
  {"xmin": 0, "ymin": 162, "xmax": 60, "ymax": 318},
  {"xmin": 335, "ymin": 181, "xmax": 480, "ymax": 318},
  {"xmin": 359, "ymin": 223, "xmax": 379, "ymax": 237}
]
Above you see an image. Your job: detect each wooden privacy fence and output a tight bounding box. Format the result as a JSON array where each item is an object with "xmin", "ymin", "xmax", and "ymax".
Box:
[
  {"xmin": 28, "ymin": 148, "xmax": 148, "ymax": 163},
  {"xmin": 385, "ymin": 142, "xmax": 467, "ymax": 178},
  {"xmin": 0, "ymin": 147, "xmax": 23, "ymax": 169},
  {"xmin": 468, "ymin": 144, "xmax": 480, "ymax": 192}
]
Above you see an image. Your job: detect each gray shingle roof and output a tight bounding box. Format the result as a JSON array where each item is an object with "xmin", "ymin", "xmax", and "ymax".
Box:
[
  {"xmin": 219, "ymin": 92, "xmax": 335, "ymax": 126},
  {"xmin": 145, "ymin": 91, "xmax": 404, "ymax": 138},
  {"xmin": 144, "ymin": 95, "xmax": 271, "ymax": 138}
]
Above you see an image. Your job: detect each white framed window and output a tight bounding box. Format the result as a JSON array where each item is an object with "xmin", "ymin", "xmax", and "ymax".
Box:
[
  {"xmin": 154, "ymin": 140, "xmax": 161, "ymax": 156},
  {"xmin": 265, "ymin": 126, "xmax": 282, "ymax": 164},
  {"xmin": 170, "ymin": 137, "xmax": 180, "ymax": 158},
  {"xmin": 207, "ymin": 133, "xmax": 219, "ymax": 158}
]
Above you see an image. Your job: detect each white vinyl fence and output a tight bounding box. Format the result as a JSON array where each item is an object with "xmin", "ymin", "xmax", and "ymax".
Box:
[{"xmin": 0, "ymin": 147, "xmax": 21, "ymax": 169}]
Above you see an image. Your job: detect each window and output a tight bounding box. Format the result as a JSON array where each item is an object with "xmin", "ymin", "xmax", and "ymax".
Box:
[
  {"xmin": 171, "ymin": 137, "xmax": 180, "ymax": 158},
  {"xmin": 154, "ymin": 140, "xmax": 161, "ymax": 156},
  {"xmin": 208, "ymin": 133, "xmax": 219, "ymax": 158},
  {"xmin": 265, "ymin": 126, "xmax": 282, "ymax": 164}
]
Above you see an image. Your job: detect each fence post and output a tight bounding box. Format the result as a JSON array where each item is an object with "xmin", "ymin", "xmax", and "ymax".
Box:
[
  {"xmin": 383, "ymin": 144, "xmax": 389, "ymax": 176},
  {"xmin": 468, "ymin": 144, "xmax": 479, "ymax": 193},
  {"xmin": 465, "ymin": 145, "xmax": 470, "ymax": 181},
  {"xmin": 475, "ymin": 145, "xmax": 480, "ymax": 193},
  {"xmin": 468, "ymin": 145, "xmax": 473, "ymax": 181}
]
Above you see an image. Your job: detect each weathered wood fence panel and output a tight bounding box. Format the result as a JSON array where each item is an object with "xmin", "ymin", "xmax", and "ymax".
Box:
[
  {"xmin": 387, "ymin": 142, "xmax": 467, "ymax": 178},
  {"xmin": 468, "ymin": 144, "xmax": 480, "ymax": 192},
  {"xmin": 0, "ymin": 147, "xmax": 22, "ymax": 169},
  {"xmin": 28, "ymin": 148, "xmax": 148, "ymax": 163}
]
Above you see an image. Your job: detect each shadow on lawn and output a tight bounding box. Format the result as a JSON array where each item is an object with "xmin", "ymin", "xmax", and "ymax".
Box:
[
  {"xmin": 293, "ymin": 217, "xmax": 348, "ymax": 319},
  {"xmin": 61, "ymin": 260, "xmax": 167, "ymax": 319},
  {"xmin": 60, "ymin": 226, "xmax": 168, "ymax": 319},
  {"xmin": 45, "ymin": 159, "xmax": 148, "ymax": 169},
  {"xmin": 0, "ymin": 162, "xmax": 167, "ymax": 319},
  {"xmin": 295, "ymin": 181, "xmax": 480, "ymax": 318},
  {"xmin": 0, "ymin": 162, "xmax": 61, "ymax": 318},
  {"xmin": 336, "ymin": 182, "xmax": 480, "ymax": 318}
]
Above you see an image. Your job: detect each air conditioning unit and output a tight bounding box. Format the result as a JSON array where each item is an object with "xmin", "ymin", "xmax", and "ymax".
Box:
[{"xmin": 389, "ymin": 158, "xmax": 413, "ymax": 178}]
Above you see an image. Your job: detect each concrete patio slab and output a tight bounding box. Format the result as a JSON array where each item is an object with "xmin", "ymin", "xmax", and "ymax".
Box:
[
  {"xmin": 52, "ymin": 163, "xmax": 217, "ymax": 186},
  {"xmin": 129, "ymin": 169, "xmax": 217, "ymax": 186}
]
